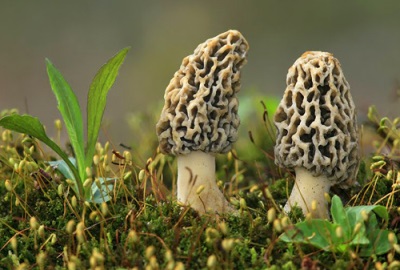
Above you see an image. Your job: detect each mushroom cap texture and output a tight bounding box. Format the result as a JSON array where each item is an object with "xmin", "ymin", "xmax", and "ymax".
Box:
[
  {"xmin": 274, "ymin": 51, "xmax": 359, "ymax": 187},
  {"xmin": 156, "ymin": 30, "xmax": 249, "ymax": 155}
]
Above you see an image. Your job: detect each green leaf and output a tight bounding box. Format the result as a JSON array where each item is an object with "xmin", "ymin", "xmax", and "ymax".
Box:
[
  {"xmin": 366, "ymin": 213, "xmax": 397, "ymax": 255},
  {"xmin": 0, "ymin": 114, "xmax": 82, "ymax": 196},
  {"xmin": 359, "ymin": 229, "xmax": 394, "ymax": 256},
  {"xmin": 85, "ymin": 47, "xmax": 130, "ymax": 170},
  {"xmin": 280, "ymin": 219, "xmax": 341, "ymax": 251},
  {"xmin": 90, "ymin": 177, "xmax": 115, "ymax": 203},
  {"xmin": 49, "ymin": 158, "xmax": 115, "ymax": 204},
  {"xmin": 350, "ymin": 223, "xmax": 369, "ymax": 246},
  {"xmin": 46, "ymin": 59, "xmax": 86, "ymax": 182},
  {"xmin": 280, "ymin": 196, "xmax": 395, "ymax": 257},
  {"xmin": 330, "ymin": 195, "xmax": 351, "ymax": 240},
  {"xmin": 346, "ymin": 205, "xmax": 389, "ymax": 247},
  {"xmin": 346, "ymin": 204, "xmax": 388, "ymax": 225},
  {"xmin": 49, "ymin": 157, "xmax": 77, "ymax": 182}
]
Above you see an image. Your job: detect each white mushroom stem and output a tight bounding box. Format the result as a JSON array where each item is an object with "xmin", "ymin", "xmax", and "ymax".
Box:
[
  {"xmin": 284, "ymin": 167, "xmax": 331, "ymax": 219},
  {"xmin": 177, "ymin": 151, "xmax": 235, "ymax": 215}
]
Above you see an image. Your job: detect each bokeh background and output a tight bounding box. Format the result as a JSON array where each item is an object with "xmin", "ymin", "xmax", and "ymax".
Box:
[{"xmin": 1, "ymin": 1, "xmax": 399, "ymax": 149}]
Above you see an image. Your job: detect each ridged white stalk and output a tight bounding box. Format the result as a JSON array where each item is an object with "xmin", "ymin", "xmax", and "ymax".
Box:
[
  {"xmin": 284, "ymin": 167, "xmax": 331, "ymax": 219},
  {"xmin": 177, "ymin": 151, "xmax": 235, "ymax": 215}
]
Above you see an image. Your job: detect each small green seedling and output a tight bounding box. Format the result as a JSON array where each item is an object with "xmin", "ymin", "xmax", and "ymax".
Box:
[
  {"xmin": 0, "ymin": 47, "xmax": 129, "ymax": 203},
  {"xmin": 280, "ymin": 195, "xmax": 397, "ymax": 257}
]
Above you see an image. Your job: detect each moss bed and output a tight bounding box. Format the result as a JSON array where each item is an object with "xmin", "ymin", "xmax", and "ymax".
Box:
[{"xmin": 0, "ymin": 103, "xmax": 399, "ymax": 270}]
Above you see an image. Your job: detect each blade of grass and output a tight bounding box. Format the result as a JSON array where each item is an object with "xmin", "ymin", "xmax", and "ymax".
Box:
[
  {"xmin": 85, "ymin": 47, "xmax": 130, "ymax": 169},
  {"xmin": 46, "ymin": 59, "xmax": 86, "ymax": 182},
  {"xmin": 0, "ymin": 114, "xmax": 83, "ymax": 197}
]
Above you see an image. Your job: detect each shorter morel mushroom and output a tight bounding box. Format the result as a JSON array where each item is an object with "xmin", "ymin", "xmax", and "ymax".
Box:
[
  {"xmin": 156, "ymin": 30, "xmax": 249, "ymax": 215},
  {"xmin": 274, "ymin": 51, "xmax": 359, "ymax": 218}
]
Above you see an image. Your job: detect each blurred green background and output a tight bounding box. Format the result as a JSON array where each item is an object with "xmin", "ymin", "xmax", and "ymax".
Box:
[{"xmin": 0, "ymin": 1, "xmax": 399, "ymax": 147}]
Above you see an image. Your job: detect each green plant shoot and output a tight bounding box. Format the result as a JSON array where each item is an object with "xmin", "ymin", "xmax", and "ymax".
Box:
[
  {"xmin": 0, "ymin": 47, "xmax": 130, "ymax": 202},
  {"xmin": 280, "ymin": 195, "xmax": 396, "ymax": 257}
]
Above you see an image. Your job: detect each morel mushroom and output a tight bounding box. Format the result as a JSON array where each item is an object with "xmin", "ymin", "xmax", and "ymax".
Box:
[
  {"xmin": 156, "ymin": 30, "xmax": 249, "ymax": 214},
  {"xmin": 274, "ymin": 51, "xmax": 359, "ymax": 218}
]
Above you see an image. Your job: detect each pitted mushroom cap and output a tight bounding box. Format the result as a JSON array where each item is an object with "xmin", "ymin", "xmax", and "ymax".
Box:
[
  {"xmin": 274, "ymin": 51, "xmax": 359, "ymax": 186},
  {"xmin": 156, "ymin": 30, "xmax": 249, "ymax": 155}
]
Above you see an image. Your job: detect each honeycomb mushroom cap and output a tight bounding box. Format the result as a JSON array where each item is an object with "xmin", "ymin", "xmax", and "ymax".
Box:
[
  {"xmin": 274, "ymin": 51, "xmax": 359, "ymax": 187},
  {"xmin": 156, "ymin": 30, "xmax": 249, "ymax": 155}
]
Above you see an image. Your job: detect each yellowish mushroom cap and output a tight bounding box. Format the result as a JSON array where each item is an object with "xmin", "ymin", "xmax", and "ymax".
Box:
[
  {"xmin": 156, "ymin": 30, "xmax": 249, "ymax": 155},
  {"xmin": 274, "ymin": 51, "xmax": 359, "ymax": 187}
]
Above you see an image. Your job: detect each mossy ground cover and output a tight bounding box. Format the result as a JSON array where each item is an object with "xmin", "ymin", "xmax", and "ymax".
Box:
[
  {"xmin": 0, "ymin": 47, "xmax": 399, "ymax": 270},
  {"xmin": 0, "ymin": 102, "xmax": 399, "ymax": 270}
]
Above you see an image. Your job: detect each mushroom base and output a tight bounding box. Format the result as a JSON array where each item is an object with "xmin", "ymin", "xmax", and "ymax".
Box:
[
  {"xmin": 177, "ymin": 151, "xmax": 236, "ymax": 215},
  {"xmin": 284, "ymin": 167, "xmax": 331, "ymax": 219}
]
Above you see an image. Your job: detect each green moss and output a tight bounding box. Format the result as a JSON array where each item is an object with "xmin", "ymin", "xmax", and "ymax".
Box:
[{"xmin": 1, "ymin": 104, "xmax": 400, "ymax": 269}]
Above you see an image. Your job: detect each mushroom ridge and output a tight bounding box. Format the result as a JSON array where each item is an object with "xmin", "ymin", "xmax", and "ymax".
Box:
[
  {"xmin": 274, "ymin": 51, "xmax": 359, "ymax": 186},
  {"xmin": 156, "ymin": 30, "xmax": 249, "ymax": 156}
]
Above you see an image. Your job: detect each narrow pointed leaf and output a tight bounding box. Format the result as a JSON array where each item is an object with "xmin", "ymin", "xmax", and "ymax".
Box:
[
  {"xmin": 46, "ymin": 59, "xmax": 86, "ymax": 181},
  {"xmin": 0, "ymin": 114, "xmax": 83, "ymax": 196},
  {"xmin": 85, "ymin": 47, "xmax": 130, "ymax": 169}
]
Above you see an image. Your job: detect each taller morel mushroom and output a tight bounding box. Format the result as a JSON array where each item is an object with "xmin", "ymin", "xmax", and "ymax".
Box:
[
  {"xmin": 274, "ymin": 51, "xmax": 359, "ymax": 218},
  {"xmin": 156, "ymin": 30, "xmax": 249, "ymax": 214}
]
